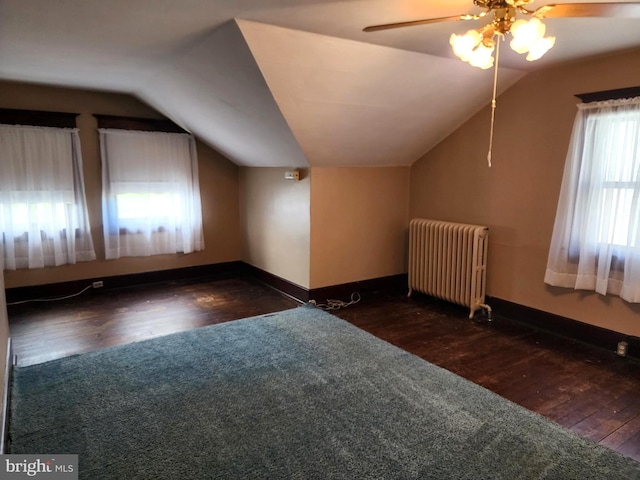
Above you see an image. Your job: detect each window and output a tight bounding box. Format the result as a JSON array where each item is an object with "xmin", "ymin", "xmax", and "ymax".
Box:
[
  {"xmin": 0, "ymin": 124, "xmax": 96, "ymax": 270},
  {"xmin": 596, "ymin": 114, "xmax": 639, "ymax": 247},
  {"xmin": 99, "ymin": 129, "xmax": 204, "ymax": 259},
  {"xmin": 545, "ymin": 96, "xmax": 640, "ymax": 302}
]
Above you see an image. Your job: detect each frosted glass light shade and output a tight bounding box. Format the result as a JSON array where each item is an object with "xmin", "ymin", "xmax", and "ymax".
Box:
[
  {"xmin": 450, "ymin": 30, "xmax": 482, "ymax": 62},
  {"xmin": 510, "ymin": 18, "xmax": 545, "ymax": 54},
  {"xmin": 526, "ymin": 35, "xmax": 555, "ymax": 61},
  {"xmin": 469, "ymin": 43, "xmax": 495, "ymax": 69}
]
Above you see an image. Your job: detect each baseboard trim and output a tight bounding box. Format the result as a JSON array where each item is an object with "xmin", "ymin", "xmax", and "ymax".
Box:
[
  {"xmin": 241, "ymin": 264, "xmax": 309, "ymax": 303},
  {"xmin": 241, "ymin": 265, "xmax": 408, "ymax": 304},
  {"xmin": 309, "ymin": 274, "xmax": 408, "ymax": 302},
  {"xmin": 6, "ymin": 262, "xmax": 410, "ymax": 307},
  {"xmin": 5, "ymin": 261, "xmax": 245, "ymax": 304},
  {"xmin": 1, "ymin": 338, "xmax": 13, "ymax": 454},
  {"xmin": 488, "ymin": 296, "xmax": 640, "ymax": 360}
]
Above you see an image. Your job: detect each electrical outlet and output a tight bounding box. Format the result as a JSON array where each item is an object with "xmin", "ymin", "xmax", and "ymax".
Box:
[
  {"xmin": 617, "ymin": 341, "xmax": 628, "ymax": 357},
  {"xmin": 92, "ymin": 281, "xmax": 104, "ymax": 289}
]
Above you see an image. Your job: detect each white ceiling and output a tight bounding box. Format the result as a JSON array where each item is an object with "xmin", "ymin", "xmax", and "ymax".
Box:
[{"xmin": 1, "ymin": 0, "xmax": 639, "ymax": 167}]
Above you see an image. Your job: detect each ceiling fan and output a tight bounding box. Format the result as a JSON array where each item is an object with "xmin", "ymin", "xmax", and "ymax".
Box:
[
  {"xmin": 364, "ymin": 1, "xmax": 640, "ymax": 69},
  {"xmin": 364, "ymin": 1, "xmax": 640, "ymax": 167}
]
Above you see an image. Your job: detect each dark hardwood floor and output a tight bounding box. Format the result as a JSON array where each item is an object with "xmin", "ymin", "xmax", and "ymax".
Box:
[
  {"xmin": 7, "ymin": 275, "xmax": 640, "ymax": 463},
  {"xmin": 7, "ymin": 276, "xmax": 300, "ymax": 366}
]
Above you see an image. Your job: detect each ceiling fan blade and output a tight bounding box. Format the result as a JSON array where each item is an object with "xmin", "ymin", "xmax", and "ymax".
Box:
[
  {"xmin": 363, "ymin": 14, "xmax": 477, "ymax": 32},
  {"xmin": 535, "ymin": 2, "xmax": 640, "ymax": 19}
]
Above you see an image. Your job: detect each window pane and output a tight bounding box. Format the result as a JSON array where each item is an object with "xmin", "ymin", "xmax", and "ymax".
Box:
[
  {"xmin": 1, "ymin": 202, "xmax": 69, "ymax": 237},
  {"xmin": 599, "ymin": 188, "xmax": 633, "ymax": 246},
  {"xmin": 116, "ymin": 192, "xmax": 183, "ymax": 227}
]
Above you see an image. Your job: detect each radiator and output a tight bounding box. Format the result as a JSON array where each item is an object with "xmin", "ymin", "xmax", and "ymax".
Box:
[{"xmin": 408, "ymin": 218, "xmax": 491, "ymax": 319}]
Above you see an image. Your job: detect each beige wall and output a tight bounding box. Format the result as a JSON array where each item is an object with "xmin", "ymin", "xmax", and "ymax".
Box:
[
  {"xmin": 410, "ymin": 49, "xmax": 640, "ymax": 337},
  {"xmin": 239, "ymin": 166, "xmax": 411, "ymax": 290},
  {"xmin": 239, "ymin": 167, "xmax": 311, "ymax": 288},
  {"xmin": 0, "ymin": 81, "xmax": 241, "ymax": 289},
  {"xmin": 310, "ymin": 167, "xmax": 410, "ymax": 289}
]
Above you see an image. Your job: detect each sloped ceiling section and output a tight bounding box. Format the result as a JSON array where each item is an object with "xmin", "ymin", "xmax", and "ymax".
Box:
[
  {"xmin": 238, "ymin": 20, "xmax": 526, "ymax": 167},
  {"xmin": 133, "ymin": 18, "xmax": 528, "ymax": 168},
  {"xmin": 135, "ymin": 20, "xmax": 309, "ymax": 168}
]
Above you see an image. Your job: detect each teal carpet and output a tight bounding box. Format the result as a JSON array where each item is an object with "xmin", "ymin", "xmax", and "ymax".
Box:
[{"xmin": 9, "ymin": 305, "xmax": 640, "ymax": 479}]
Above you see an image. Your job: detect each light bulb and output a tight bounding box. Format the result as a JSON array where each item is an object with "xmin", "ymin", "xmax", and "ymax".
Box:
[
  {"xmin": 526, "ymin": 36, "xmax": 555, "ymax": 61},
  {"xmin": 450, "ymin": 30, "xmax": 482, "ymax": 62},
  {"xmin": 469, "ymin": 43, "xmax": 495, "ymax": 69},
  {"xmin": 510, "ymin": 18, "xmax": 545, "ymax": 54}
]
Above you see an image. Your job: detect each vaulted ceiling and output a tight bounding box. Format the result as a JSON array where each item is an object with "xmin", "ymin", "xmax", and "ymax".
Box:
[{"xmin": 1, "ymin": 0, "xmax": 639, "ymax": 167}]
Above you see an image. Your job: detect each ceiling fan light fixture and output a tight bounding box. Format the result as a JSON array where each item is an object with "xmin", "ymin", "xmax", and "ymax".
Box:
[{"xmin": 450, "ymin": 14, "xmax": 554, "ymax": 68}]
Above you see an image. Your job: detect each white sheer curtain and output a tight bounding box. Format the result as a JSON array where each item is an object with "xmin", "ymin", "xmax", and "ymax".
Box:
[
  {"xmin": 545, "ymin": 96, "xmax": 640, "ymax": 302},
  {"xmin": 100, "ymin": 129, "xmax": 204, "ymax": 259},
  {"xmin": 0, "ymin": 124, "xmax": 96, "ymax": 270}
]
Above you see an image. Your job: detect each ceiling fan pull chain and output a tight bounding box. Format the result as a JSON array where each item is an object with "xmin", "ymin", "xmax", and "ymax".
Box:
[{"xmin": 487, "ymin": 36, "xmax": 501, "ymax": 168}]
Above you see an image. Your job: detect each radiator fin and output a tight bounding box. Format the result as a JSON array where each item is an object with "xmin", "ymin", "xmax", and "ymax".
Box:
[{"xmin": 408, "ymin": 219, "xmax": 489, "ymax": 318}]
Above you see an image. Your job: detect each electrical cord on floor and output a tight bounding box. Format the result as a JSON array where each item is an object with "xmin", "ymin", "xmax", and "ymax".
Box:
[
  {"xmin": 6, "ymin": 284, "xmax": 95, "ymax": 306},
  {"xmin": 309, "ymin": 292, "xmax": 361, "ymax": 310}
]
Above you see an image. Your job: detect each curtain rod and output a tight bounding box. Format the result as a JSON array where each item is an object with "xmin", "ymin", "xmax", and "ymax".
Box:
[
  {"xmin": 95, "ymin": 114, "xmax": 188, "ymax": 134},
  {"xmin": 575, "ymin": 86, "xmax": 640, "ymax": 103},
  {"xmin": 0, "ymin": 108, "xmax": 78, "ymax": 128}
]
